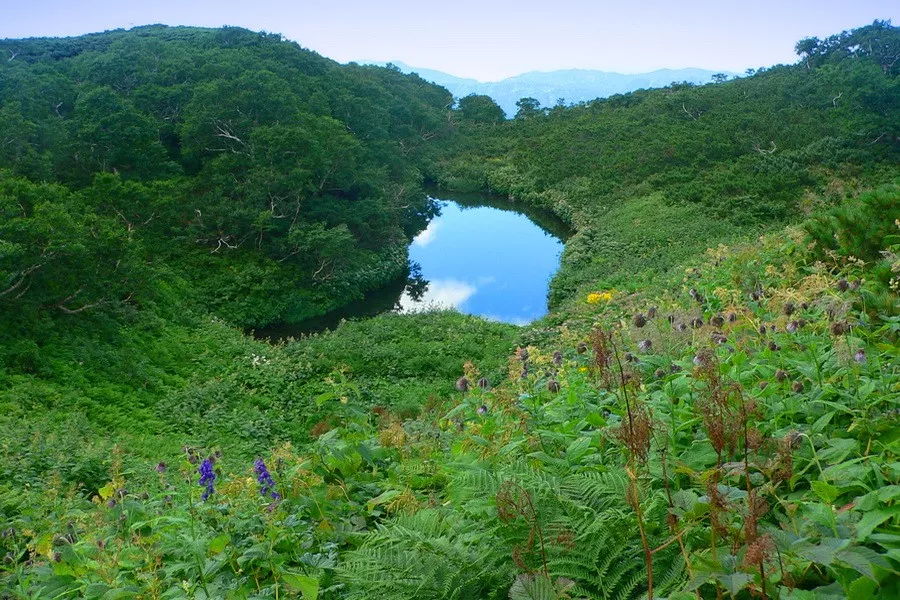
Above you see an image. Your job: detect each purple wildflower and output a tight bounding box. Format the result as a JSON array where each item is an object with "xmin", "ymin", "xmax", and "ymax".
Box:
[
  {"xmin": 198, "ymin": 458, "xmax": 216, "ymax": 501},
  {"xmin": 637, "ymin": 339, "xmax": 653, "ymax": 353},
  {"xmin": 254, "ymin": 459, "xmax": 280, "ymax": 500},
  {"xmin": 155, "ymin": 462, "xmax": 167, "ymax": 473},
  {"xmin": 477, "ymin": 405, "xmax": 488, "ymax": 415},
  {"xmin": 854, "ymin": 350, "xmax": 867, "ymax": 364}
]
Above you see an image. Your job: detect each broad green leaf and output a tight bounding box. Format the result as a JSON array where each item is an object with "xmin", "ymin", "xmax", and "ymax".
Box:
[
  {"xmin": 565, "ymin": 436, "xmax": 591, "ymax": 463},
  {"xmin": 313, "ymin": 391, "xmax": 335, "ymax": 407},
  {"xmin": 836, "ymin": 546, "xmax": 891, "ymax": 580},
  {"xmin": 208, "ymin": 533, "xmax": 230, "ymax": 554},
  {"xmin": 811, "ymin": 480, "xmax": 841, "ymax": 504},
  {"xmin": 715, "ymin": 572, "xmax": 751, "ymax": 596},
  {"xmin": 282, "ymin": 572, "xmax": 319, "ymax": 599},
  {"xmin": 366, "ymin": 489, "xmax": 401, "ymax": 511}
]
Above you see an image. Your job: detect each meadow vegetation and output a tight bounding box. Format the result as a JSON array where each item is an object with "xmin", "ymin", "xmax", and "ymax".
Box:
[{"xmin": 1, "ymin": 20, "xmax": 899, "ymax": 600}]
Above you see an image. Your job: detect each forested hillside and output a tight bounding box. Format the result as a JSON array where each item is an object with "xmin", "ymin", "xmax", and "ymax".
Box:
[
  {"xmin": 1, "ymin": 20, "xmax": 899, "ymax": 600},
  {"xmin": 436, "ymin": 20, "xmax": 900, "ymax": 308},
  {"xmin": 0, "ymin": 24, "xmax": 451, "ymax": 329}
]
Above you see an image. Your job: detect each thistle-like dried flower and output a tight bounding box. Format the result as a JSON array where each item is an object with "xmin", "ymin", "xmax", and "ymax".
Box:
[
  {"xmin": 477, "ymin": 405, "xmax": 488, "ymax": 415},
  {"xmin": 552, "ymin": 351, "xmax": 563, "ymax": 366},
  {"xmin": 836, "ymin": 278, "xmax": 849, "ymax": 292},
  {"xmin": 783, "ymin": 302, "xmax": 795, "ymax": 315},
  {"xmin": 690, "ymin": 317, "xmax": 704, "ymax": 329},
  {"xmin": 106, "ymin": 499, "xmax": 116, "ymax": 509},
  {"xmin": 456, "ymin": 376, "xmax": 470, "ymax": 392},
  {"xmin": 785, "ymin": 430, "xmax": 802, "ymax": 448},
  {"xmin": 800, "ymin": 302, "xmax": 809, "ymax": 310},
  {"xmin": 576, "ymin": 342, "xmax": 587, "ymax": 354},
  {"xmin": 759, "ymin": 380, "xmax": 768, "ymax": 390},
  {"xmin": 667, "ymin": 314, "xmax": 676, "ymax": 323},
  {"xmin": 727, "ymin": 312, "xmax": 738, "ymax": 323},
  {"xmin": 830, "ymin": 321, "xmax": 850, "ymax": 336},
  {"xmin": 786, "ymin": 320, "xmax": 799, "ymax": 333},
  {"xmin": 710, "ymin": 314, "xmax": 724, "ymax": 327},
  {"xmin": 477, "ymin": 377, "xmax": 490, "ymax": 390},
  {"xmin": 850, "ymin": 280, "xmax": 860, "ymax": 290},
  {"xmin": 637, "ymin": 339, "xmax": 653, "ymax": 353},
  {"xmin": 670, "ymin": 363, "xmax": 683, "ymax": 373},
  {"xmin": 647, "ymin": 306, "xmax": 658, "ymax": 318},
  {"xmin": 624, "ymin": 351, "xmax": 635, "ymax": 363},
  {"xmin": 854, "ymin": 350, "xmax": 867, "ymax": 364},
  {"xmin": 693, "ymin": 349, "xmax": 715, "ymax": 368},
  {"xmin": 677, "ymin": 322, "xmax": 688, "ymax": 332},
  {"xmin": 768, "ymin": 341, "xmax": 781, "ymax": 352},
  {"xmin": 155, "ymin": 462, "xmax": 167, "ymax": 473},
  {"xmin": 750, "ymin": 291, "xmax": 761, "ymax": 301},
  {"xmin": 712, "ymin": 333, "xmax": 727, "ymax": 345},
  {"xmin": 791, "ymin": 380, "xmax": 804, "ymax": 393},
  {"xmin": 547, "ymin": 379, "xmax": 560, "ymax": 393},
  {"xmin": 689, "ymin": 287, "xmax": 698, "ymax": 298},
  {"xmin": 797, "ymin": 318, "xmax": 807, "ymax": 328},
  {"xmin": 632, "ymin": 313, "xmax": 647, "ymax": 328},
  {"xmin": 775, "ymin": 369, "xmax": 788, "ymax": 382},
  {"xmin": 758, "ymin": 325, "xmax": 767, "ymax": 335},
  {"xmin": 654, "ymin": 368, "xmax": 665, "ymax": 378}
]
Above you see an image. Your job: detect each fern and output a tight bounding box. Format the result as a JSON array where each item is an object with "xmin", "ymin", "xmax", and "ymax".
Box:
[{"xmin": 337, "ymin": 509, "xmax": 513, "ymax": 600}]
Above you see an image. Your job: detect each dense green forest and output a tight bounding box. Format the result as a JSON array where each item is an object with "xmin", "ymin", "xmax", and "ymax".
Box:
[{"xmin": 1, "ymin": 20, "xmax": 899, "ymax": 600}]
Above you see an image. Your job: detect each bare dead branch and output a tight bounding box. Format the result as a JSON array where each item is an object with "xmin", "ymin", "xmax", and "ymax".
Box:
[
  {"xmin": 753, "ymin": 141, "xmax": 777, "ymax": 155},
  {"xmin": 0, "ymin": 263, "xmax": 44, "ymax": 297},
  {"xmin": 211, "ymin": 237, "xmax": 237, "ymax": 253}
]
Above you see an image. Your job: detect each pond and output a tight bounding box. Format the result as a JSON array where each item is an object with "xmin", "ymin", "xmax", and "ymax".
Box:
[{"xmin": 254, "ymin": 191, "xmax": 568, "ymax": 340}]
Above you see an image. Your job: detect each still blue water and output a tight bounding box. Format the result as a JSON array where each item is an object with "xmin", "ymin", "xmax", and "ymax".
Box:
[{"xmin": 401, "ymin": 200, "xmax": 564, "ymax": 324}]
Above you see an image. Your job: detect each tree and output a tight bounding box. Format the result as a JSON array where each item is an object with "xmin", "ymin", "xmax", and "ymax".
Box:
[
  {"xmin": 795, "ymin": 37, "xmax": 821, "ymax": 69},
  {"xmin": 515, "ymin": 97, "xmax": 543, "ymax": 120},
  {"xmin": 456, "ymin": 94, "xmax": 505, "ymax": 124}
]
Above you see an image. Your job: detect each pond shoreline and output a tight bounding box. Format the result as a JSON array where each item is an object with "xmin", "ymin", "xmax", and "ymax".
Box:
[{"xmin": 252, "ymin": 189, "xmax": 570, "ymax": 342}]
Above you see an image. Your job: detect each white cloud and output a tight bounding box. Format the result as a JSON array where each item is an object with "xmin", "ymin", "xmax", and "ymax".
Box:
[
  {"xmin": 399, "ymin": 279, "xmax": 476, "ymax": 312},
  {"xmin": 412, "ymin": 221, "xmax": 440, "ymax": 247}
]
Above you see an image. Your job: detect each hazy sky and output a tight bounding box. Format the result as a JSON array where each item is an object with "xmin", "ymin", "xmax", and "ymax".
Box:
[{"xmin": 2, "ymin": 1, "xmax": 897, "ymax": 81}]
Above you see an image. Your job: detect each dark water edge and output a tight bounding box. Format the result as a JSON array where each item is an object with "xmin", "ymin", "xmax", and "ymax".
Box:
[
  {"xmin": 439, "ymin": 188, "xmax": 574, "ymax": 242},
  {"xmin": 251, "ymin": 189, "xmax": 572, "ymax": 343},
  {"xmin": 250, "ymin": 274, "xmax": 411, "ymax": 342}
]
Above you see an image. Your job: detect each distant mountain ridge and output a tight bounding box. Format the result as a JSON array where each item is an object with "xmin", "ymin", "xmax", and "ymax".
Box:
[{"xmin": 366, "ymin": 61, "xmax": 732, "ymax": 116}]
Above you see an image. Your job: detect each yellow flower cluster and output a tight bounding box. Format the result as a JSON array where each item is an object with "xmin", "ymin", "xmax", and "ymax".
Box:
[{"xmin": 586, "ymin": 291, "xmax": 613, "ymax": 304}]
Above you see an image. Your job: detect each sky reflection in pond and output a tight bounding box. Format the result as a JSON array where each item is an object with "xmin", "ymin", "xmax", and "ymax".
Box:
[{"xmin": 399, "ymin": 200, "xmax": 564, "ymax": 324}]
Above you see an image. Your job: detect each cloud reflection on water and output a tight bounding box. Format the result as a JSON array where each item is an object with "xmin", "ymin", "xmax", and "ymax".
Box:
[
  {"xmin": 412, "ymin": 221, "xmax": 440, "ymax": 247},
  {"xmin": 398, "ymin": 278, "xmax": 477, "ymax": 313}
]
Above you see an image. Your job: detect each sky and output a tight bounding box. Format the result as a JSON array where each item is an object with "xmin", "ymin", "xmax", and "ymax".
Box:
[{"xmin": 2, "ymin": 1, "xmax": 897, "ymax": 81}]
